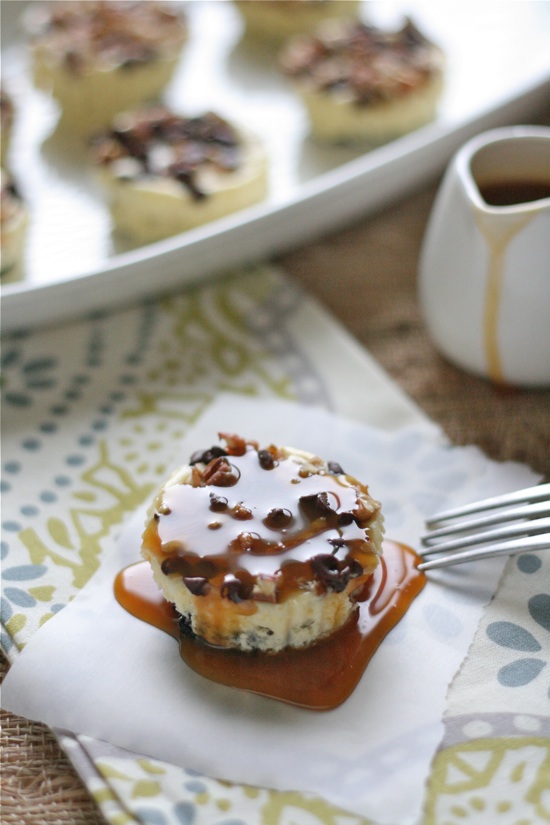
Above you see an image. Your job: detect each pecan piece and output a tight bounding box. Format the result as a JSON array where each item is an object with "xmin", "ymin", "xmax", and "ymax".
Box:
[
  {"xmin": 218, "ymin": 432, "xmax": 252, "ymax": 456},
  {"xmin": 203, "ymin": 456, "xmax": 239, "ymax": 486}
]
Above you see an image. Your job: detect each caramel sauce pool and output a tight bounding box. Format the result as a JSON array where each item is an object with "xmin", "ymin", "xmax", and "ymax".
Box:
[{"xmin": 114, "ymin": 540, "xmax": 425, "ymax": 710}]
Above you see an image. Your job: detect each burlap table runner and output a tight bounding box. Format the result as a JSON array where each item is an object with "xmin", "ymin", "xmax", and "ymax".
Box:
[{"xmin": 2, "ymin": 173, "xmax": 549, "ymax": 824}]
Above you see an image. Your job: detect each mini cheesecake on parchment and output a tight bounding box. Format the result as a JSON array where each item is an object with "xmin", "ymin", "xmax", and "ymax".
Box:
[
  {"xmin": 234, "ymin": 0, "xmax": 360, "ymax": 45},
  {"xmin": 1, "ymin": 88, "xmax": 14, "ymax": 166},
  {"xmin": 91, "ymin": 105, "xmax": 268, "ymax": 244},
  {"xmin": 26, "ymin": 1, "xmax": 188, "ymax": 136},
  {"xmin": 1, "ymin": 170, "xmax": 27, "ymax": 281},
  {"xmin": 141, "ymin": 433, "xmax": 384, "ymax": 653},
  {"xmin": 279, "ymin": 16, "xmax": 445, "ymax": 144}
]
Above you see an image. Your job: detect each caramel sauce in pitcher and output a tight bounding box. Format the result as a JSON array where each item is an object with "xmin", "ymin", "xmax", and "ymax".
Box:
[
  {"xmin": 474, "ymin": 178, "xmax": 547, "ymax": 384},
  {"xmin": 114, "ymin": 539, "xmax": 425, "ymax": 710},
  {"xmin": 479, "ymin": 180, "xmax": 550, "ymax": 207}
]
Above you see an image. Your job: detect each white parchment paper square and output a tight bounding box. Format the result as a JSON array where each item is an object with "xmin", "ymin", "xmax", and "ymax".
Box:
[{"xmin": 2, "ymin": 397, "xmax": 538, "ymax": 825}]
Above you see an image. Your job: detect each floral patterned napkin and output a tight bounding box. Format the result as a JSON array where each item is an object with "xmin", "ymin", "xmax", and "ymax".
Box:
[{"xmin": 2, "ymin": 265, "xmax": 548, "ymax": 825}]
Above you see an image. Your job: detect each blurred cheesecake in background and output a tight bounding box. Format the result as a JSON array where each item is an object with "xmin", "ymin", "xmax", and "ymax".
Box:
[
  {"xmin": 26, "ymin": 1, "xmax": 188, "ymax": 137},
  {"xmin": 1, "ymin": 88, "xmax": 14, "ymax": 166},
  {"xmin": 234, "ymin": 0, "xmax": 360, "ymax": 44},
  {"xmin": 1, "ymin": 170, "xmax": 27, "ymax": 282},
  {"xmin": 91, "ymin": 105, "xmax": 268, "ymax": 244},
  {"xmin": 279, "ymin": 16, "xmax": 445, "ymax": 144}
]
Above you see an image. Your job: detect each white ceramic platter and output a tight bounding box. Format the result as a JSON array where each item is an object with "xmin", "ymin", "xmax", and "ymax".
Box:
[{"xmin": 2, "ymin": 0, "xmax": 550, "ymax": 332}]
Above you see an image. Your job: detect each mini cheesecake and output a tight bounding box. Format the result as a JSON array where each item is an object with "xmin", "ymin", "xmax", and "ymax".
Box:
[
  {"xmin": 1, "ymin": 170, "xmax": 27, "ymax": 281},
  {"xmin": 279, "ymin": 17, "xmax": 445, "ymax": 143},
  {"xmin": 1, "ymin": 88, "xmax": 14, "ymax": 166},
  {"xmin": 26, "ymin": 1, "xmax": 187, "ymax": 136},
  {"xmin": 91, "ymin": 106, "xmax": 268, "ymax": 244},
  {"xmin": 234, "ymin": 0, "xmax": 360, "ymax": 44},
  {"xmin": 141, "ymin": 433, "xmax": 384, "ymax": 653}
]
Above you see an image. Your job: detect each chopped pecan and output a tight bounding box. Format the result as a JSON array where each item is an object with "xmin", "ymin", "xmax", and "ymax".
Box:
[
  {"xmin": 204, "ymin": 457, "xmax": 240, "ymax": 487},
  {"xmin": 218, "ymin": 432, "xmax": 249, "ymax": 456},
  {"xmin": 191, "ymin": 466, "xmax": 205, "ymax": 487}
]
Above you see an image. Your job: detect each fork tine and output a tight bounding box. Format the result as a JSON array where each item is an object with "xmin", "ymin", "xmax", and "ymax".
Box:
[
  {"xmin": 417, "ymin": 534, "xmax": 550, "ymax": 571},
  {"xmin": 420, "ymin": 516, "xmax": 550, "ymax": 555},
  {"xmin": 422, "ymin": 500, "xmax": 550, "ymax": 545},
  {"xmin": 425, "ymin": 482, "xmax": 550, "ymax": 527}
]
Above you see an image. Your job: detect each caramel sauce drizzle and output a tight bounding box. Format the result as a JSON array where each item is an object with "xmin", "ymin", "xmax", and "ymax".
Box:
[
  {"xmin": 144, "ymin": 446, "xmax": 381, "ymax": 606},
  {"xmin": 114, "ymin": 540, "xmax": 425, "ymax": 710}
]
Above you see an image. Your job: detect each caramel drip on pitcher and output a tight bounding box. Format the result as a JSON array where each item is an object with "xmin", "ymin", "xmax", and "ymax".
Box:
[{"xmin": 474, "ymin": 209, "xmax": 534, "ymax": 384}]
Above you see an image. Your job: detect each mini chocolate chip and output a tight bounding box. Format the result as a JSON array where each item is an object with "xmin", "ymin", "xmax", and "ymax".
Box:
[
  {"xmin": 209, "ymin": 492, "xmax": 228, "ymax": 512},
  {"xmin": 299, "ymin": 491, "xmax": 336, "ymax": 521},
  {"xmin": 337, "ymin": 512, "xmax": 354, "ymax": 526},
  {"xmin": 161, "ymin": 556, "xmax": 189, "ymax": 576},
  {"xmin": 232, "ymin": 503, "xmax": 253, "ymax": 520},
  {"xmin": 263, "ymin": 507, "xmax": 293, "ymax": 529},
  {"xmin": 349, "ymin": 559, "xmax": 364, "ymax": 578},
  {"xmin": 220, "ymin": 575, "xmax": 245, "ymax": 603},
  {"xmin": 178, "ymin": 614, "xmax": 194, "ymax": 637},
  {"xmin": 312, "ymin": 553, "xmax": 339, "ymax": 573},
  {"xmin": 194, "ymin": 559, "xmax": 218, "ymax": 578},
  {"xmin": 161, "ymin": 555, "xmax": 217, "ymax": 579},
  {"xmin": 183, "ymin": 576, "xmax": 210, "ymax": 596},
  {"xmin": 190, "ymin": 445, "xmax": 228, "ymax": 465},
  {"xmin": 258, "ymin": 449, "xmax": 276, "ymax": 470},
  {"xmin": 328, "ymin": 461, "xmax": 345, "ymax": 474},
  {"xmin": 311, "ymin": 554, "xmax": 350, "ymax": 593}
]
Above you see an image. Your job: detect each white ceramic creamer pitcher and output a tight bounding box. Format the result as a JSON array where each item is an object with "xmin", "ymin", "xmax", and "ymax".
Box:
[{"xmin": 418, "ymin": 126, "xmax": 550, "ymax": 387}]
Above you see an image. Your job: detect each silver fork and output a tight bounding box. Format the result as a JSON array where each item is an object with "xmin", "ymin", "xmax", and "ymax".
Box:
[{"xmin": 417, "ymin": 483, "xmax": 550, "ymax": 571}]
